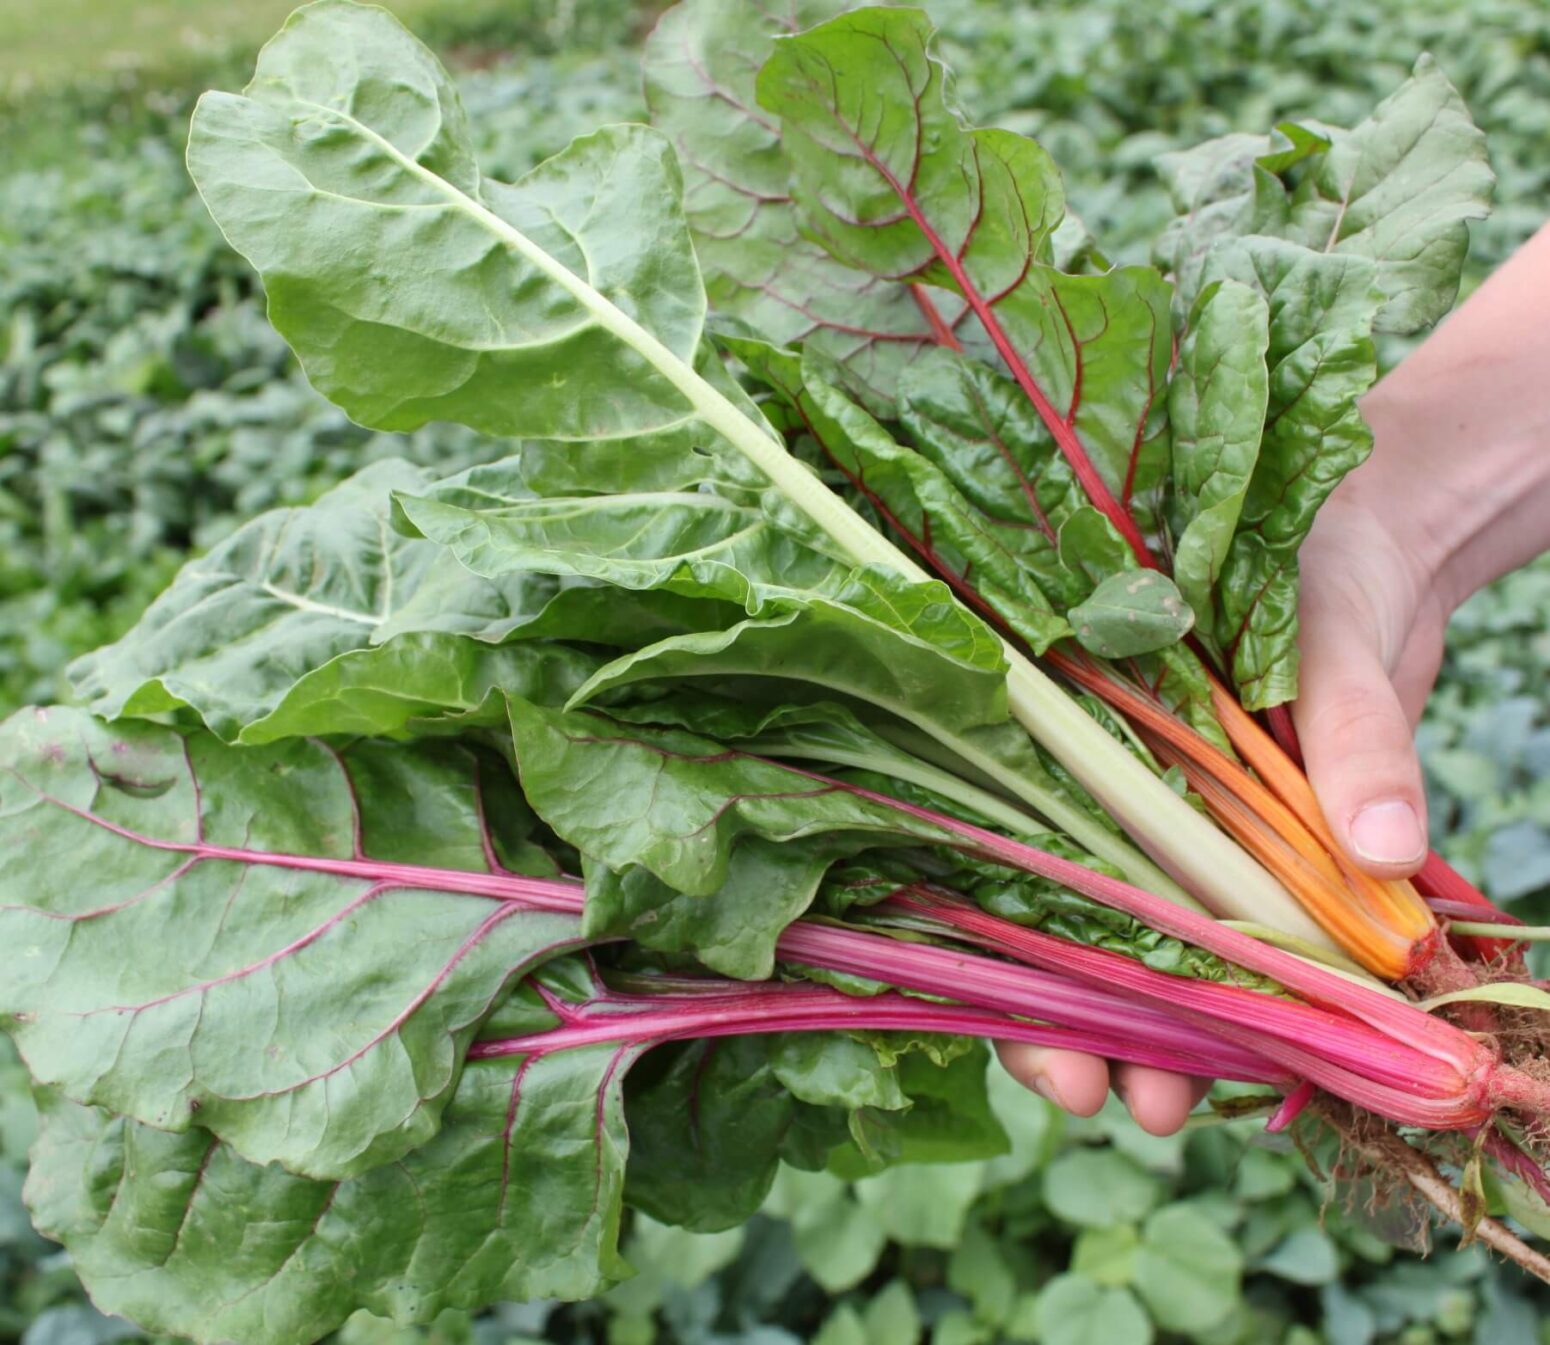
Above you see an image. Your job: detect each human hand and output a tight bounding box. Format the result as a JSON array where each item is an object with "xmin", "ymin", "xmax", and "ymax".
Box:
[
  {"xmin": 1291, "ymin": 482, "xmax": 1444, "ymax": 877},
  {"xmin": 998, "ymin": 223, "xmax": 1550, "ymax": 1133},
  {"xmin": 1296, "ymin": 221, "xmax": 1550, "ymax": 876}
]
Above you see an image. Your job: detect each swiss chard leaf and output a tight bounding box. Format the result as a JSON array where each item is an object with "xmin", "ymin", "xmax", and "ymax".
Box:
[
  {"xmin": 1166, "ymin": 279, "xmax": 1271, "ymax": 640},
  {"xmin": 897, "ymin": 349, "xmax": 1089, "ymax": 613},
  {"xmin": 0, "ymin": 708, "xmax": 579, "ymax": 1178},
  {"xmin": 756, "ymin": 6, "xmax": 1173, "ymax": 546},
  {"xmin": 1271, "ymin": 55, "xmax": 1493, "ymax": 334},
  {"xmin": 24, "ymin": 984, "xmax": 635, "ymax": 1345},
  {"xmin": 1066, "ymin": 571, "xmax": 1194, "ymax": 661},
  {"xmin": 190, "ymin": 4, "xmax": 705, "ymax": 440},
  {"xmin": 1149, "ymin": 59, "xmax": 1490, "ymax": 705},
  {"xmin": 66, "ymin": 461, "xmax": 666, "ymax": 742},
  {"xmin": 509, "ymin": 697, "xmax": 941, "ymax": 901},
  {"xmin": 643, "ymin": 0, "xmax": 975, "ymax": 412},
  {"xmin": 584, "ymin": 843, "xmax": 848, "ymax": 982},
  {"xmin": 624, "ymin": 1036, "xmax": 805, "ymax": 1233},
  {"xmin": 1202, "ymin": 240, "xmax": 1382, "ymax": 708},
  {"xmin": 397, "ymin": 454, "xmax": 1012, "ymax": 736},
  {"xmin": 731, "ymin": 335, "xmax": 1072, "ymax": 652}
]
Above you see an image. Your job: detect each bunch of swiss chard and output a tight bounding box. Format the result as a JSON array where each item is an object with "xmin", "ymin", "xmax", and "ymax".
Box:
[{"xmin": 5, "ymin": 2, "xmax": 1549, "ymax": 1339}]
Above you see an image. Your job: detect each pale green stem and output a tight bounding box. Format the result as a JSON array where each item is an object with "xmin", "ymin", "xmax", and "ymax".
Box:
[
  {"xmin": 1448, "ymin": 921, "xmax": 1547, "ymax": 939},
  {"xmin": 910, "ymin": 718, "xmax": 1198, "ymax": 907},
  {"xmin": 1218, "ymin": 921, "xmax": 1393, "ymax": 994}
]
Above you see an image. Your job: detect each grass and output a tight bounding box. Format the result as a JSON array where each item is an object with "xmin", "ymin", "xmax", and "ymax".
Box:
[
  {"xmin": 0, "ymin": 0, "xmax": 563, "ymax": 99},
  {"xmin": 0, "ymin": 0, "xmax": 649, "ymax": 172}
]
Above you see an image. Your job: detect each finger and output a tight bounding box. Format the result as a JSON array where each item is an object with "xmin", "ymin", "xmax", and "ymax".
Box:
[
  {"xmin": 1390, "ymin": 603, "xmax": 1449, "ymax": 728},
  {"xmin": 1294, "ymin": 591, "xmax": 1429, "ymax": 879},
  {"xmin": 1113, "ymin": 1063, "xmax": 1212, "ymax": 1136},
  {"xmin": 995, "ymin": 1042, "xmax": 1110, "ymax": 1117}
]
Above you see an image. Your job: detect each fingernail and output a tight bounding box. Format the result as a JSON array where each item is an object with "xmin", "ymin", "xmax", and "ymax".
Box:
[
  {"xmin": 1350, "ymin": 800, "xmax": 1426, "ymax": 866},
  {"xmin": 1029, "ymin": 1073, "xmax": 1067, "ymax": 1109}
]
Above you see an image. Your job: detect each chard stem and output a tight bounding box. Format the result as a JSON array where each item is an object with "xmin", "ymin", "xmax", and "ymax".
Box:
[{"xmin": 1450, "ymin": 921, "xmax": 1550, "ymax": 940}]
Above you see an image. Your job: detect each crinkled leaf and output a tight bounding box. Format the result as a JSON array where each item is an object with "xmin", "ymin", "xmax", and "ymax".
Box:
[
  {"xmin": 1055, "ymin": 506, "xmax": 1136, "ymax": 593},
  {"xmin": 508, "ymin": 698, "xmax": 941, "ymax": 901},
  {"xmin": 24, "ymin": 1023, "xmax": 633, "ymax": 1345},
  {"xmin": 1157, "ymin": 59, "xmax": 1490, "ymax": 336},
  {"xmin": 0, "ymin": 708, "xmax": 578, "ymax": 1178},
  {"xmin": 826, "ymin": 1046, "xmax": 1006, "ymax": 1177},
  {"xmin": 67, "ymin": 462, "xmax": 673, "ymax": 742},
  {"xmin": 1202, "ymin": 239, "xmax": 1381, "ymax": 708},
  {"xmin": 624, "ymin": 1037, "xmax": 797, "ymax": 1233},
  {"xmin": 757, "ymin": 7, "xmax": 1173, "ymax": 531},
  {"xmin": 897, "ymin": 350, "xmax": 1089, "ymax": 612},
  {"xmin": 1155, "ymin": 126, "xmax": 1326, "ymax": 306},
  {"xmin": 398, "ymin": 483, "xmax": 843, "ymax": 606},
  {"xmin": 190, "ymin": 5, "xmax": 704, "ymax": 439},
  {"xmin": 1166, "ymin": 280, "xmax": 1270, "ymax": 637},
  {"xmin": 1276, "ymin": 56, "xmax": 1493, "ymax": 333},
  {"xmin": 611, "ymin": 692, "xmax": 1130, "ymax": 876},
  {"xmin": 1067, "ymin": 570, "xmax": 1194, "ymax": 659},
  {"xmin": 643, "ymin": 0, "xmax": 973, "ymax": 411},
  {"xmin": 733, "ymin": 336, "xmax": 1070, "ymax": 651},
  {"xmin": 583, "ymin": 842, "xmax": 845, "ymax": 981},
  {"xmin": 770, "ymin": 1034, "xmax": 908, "ymax": 1113},
  {"xmin": 396, "ymin": 450, "xmax": 1010, "ymax": 736},
  {"xmin": 568, "ymin": 583, "xmax": 1007, "ymax": 739}
]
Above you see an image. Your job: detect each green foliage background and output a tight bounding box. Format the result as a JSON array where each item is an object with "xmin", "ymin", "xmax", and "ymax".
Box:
[{"xmin": 2, "ymin": 0, "xmax": 1549, "ymax": 1341}]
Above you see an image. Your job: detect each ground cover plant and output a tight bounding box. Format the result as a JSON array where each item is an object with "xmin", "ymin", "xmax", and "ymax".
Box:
[{"xmin": 6, "ymin": 2, "xmax": 1550, "ymax": 1343}]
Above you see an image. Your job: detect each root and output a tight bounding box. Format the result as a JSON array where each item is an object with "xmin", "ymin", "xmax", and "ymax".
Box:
[
  {"xmin": 1312, "ymin": 1101, "xmax": 1550, "ymax": 1285},
  {"xmin": 1405, "ymin": 939, "xmax": 1550, "ymax": 1069}
]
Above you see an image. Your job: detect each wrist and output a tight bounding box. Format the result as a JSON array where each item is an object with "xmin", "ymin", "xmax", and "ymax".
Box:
[{"xmin": 1359, "ymin": 369, "xmax": 1550, "ymax": 614}]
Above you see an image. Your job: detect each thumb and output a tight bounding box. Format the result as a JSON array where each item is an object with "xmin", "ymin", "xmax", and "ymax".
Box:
[{"xmin": 1292, "ymin": 595, "xmax": 1429, "ymax": 880}]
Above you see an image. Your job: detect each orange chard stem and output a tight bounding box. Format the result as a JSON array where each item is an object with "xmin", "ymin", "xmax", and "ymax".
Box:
[
  {"xmin": 1205, "ymin": 677, "xmax": 1437, "ymax": 949},
  {"xmin": 1047, "ymin": 648, "xmax": 1435, "ymax": 980}
]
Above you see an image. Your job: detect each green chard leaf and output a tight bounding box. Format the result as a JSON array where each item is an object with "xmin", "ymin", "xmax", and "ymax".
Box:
[
  {"xmin": 624, "ymin": 1036, "xmax": 800, "ymax": 1232},
  {"xmin": 730, "ymin": 335, "xmax": 1070, "ymax": 651},
  {"xmin": 189, "ymin": 4, "xmax": 704, "ymax": 440},
  {"xmin": 1272, "ymin": 56, "xmax": 1493, "ymax": 334},
  {"xmin": 1154, "ymin": 126, "xmax": 1327, "ymax": 307},
  {"xmin": 898, "ymin": 349, "xmax": 1090, "ymax": 612},
  {"xmin": 415, "ymin": 443, "xmax": 1161, "ymax": 888},
  {"xmin": 24, "ymin": 978, "xmax": 636, "ymax": 1345},
  {"xmin": 395, "ymin": 448, "xmax": 1011, "ymax": 737},
  {"xmin": 1202, "ymin": 239, "xmax": 1381, "ymax": 708},
  {"xmin": 0, "ymin": 708, "xmax": 579, "ymax": 1178},
  {"xmin": 1167, "ymin": 280, "xmax": 1271, "ymax": 639},
  {"xmin": 67, "ymin": 460, "xmax": 711, "ymax": 743},
  {"xmin": 1150, "ymin": 59, "xmax": 1489, "ymax": 705},
  {"xmin": 583, "ymin": 843, "xmax": 844, "ymax": 981},
  {"xmin": 756, "ymin": 6, "xmax": 1173, "ymax": 536},
  {"xmin": 508, "ymin": 698, "xmax": 944, "ymax": 970},
  {"xmin": 1066, "ymin": 570, "xmax": 1194, "ymax": 660},
  {"xmin": 644, "ymin": 0, "xmax": 976, "ymax": 412}
]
